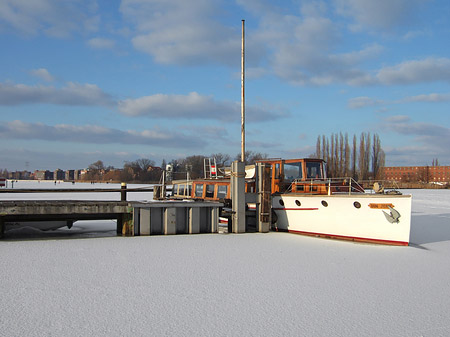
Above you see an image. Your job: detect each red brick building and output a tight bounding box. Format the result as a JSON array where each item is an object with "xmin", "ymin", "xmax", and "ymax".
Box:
[{"xmin": 383, "ymin": 166, "xmax": 450, "ymax": 183}]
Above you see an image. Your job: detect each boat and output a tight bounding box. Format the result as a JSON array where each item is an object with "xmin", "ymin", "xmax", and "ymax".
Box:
[
  {"xmin": 170, "ymin": 157, "xmax": 412, "ymax": 246},
  {"xmin": 170, "ymin": 22, "xmax": 411, "ymax": 246}
]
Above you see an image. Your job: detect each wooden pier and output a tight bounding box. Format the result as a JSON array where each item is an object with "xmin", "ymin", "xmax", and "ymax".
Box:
[
  {"xmin": 0, "ymin": 200, "xmax": 131, "ymax": 237},
  {"xmin": 0, "ymin": 200, "xmax": 222, "ymax": 238}
]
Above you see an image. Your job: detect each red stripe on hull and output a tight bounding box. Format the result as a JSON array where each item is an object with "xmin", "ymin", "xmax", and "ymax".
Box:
[{"xmin": 285, "ymin": 229, "xmax": 408, "ymax": 246}]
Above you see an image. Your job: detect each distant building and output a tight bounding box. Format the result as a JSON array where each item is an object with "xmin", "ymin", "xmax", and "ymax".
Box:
[
  {"xmin": 54, "ymin": 169, "xmax": 65, "ymax": 180},
  {"xmin": 74, "ymin": 170, "xmax": 83, "ymax": 180},
  {"xmin": 7, "ymin": 171, "xmax": 31, "ymax": 180},
  {"xmin": 65, "ymin": 170, "xmax": 75, "ymax": 181},
  {"xmin": 34, "ymin": 170, "xmax": 53, "ymax": 180},
  {"xmin": 383, "ymin": 166, "xmax": 450, "ymax": 183}
]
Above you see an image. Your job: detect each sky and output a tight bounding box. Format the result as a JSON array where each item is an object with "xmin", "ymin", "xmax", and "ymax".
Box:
[{"xmin": 0, "ymin": 0, "xmax": 449, "ymax": 171}]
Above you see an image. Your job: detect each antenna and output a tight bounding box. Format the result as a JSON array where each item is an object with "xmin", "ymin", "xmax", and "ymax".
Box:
[{"xmin": 241, "ymin": 19, "xmax": 245, "ymax": 163}]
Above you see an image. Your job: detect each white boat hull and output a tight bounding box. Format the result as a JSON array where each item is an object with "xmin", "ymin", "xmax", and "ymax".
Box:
[{"xmin": 272, "ymin": 193, "xmax": 412, "ymax": 245}]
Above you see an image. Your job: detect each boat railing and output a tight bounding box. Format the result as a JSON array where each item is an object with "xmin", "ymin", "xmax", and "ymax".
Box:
[
  {"xmin": 358, "ymin": 179, "xmax": 402, "ymax": 194},
  {"xmin": 289, "ymin": 177, "xmax": 365, "ymax": 195}
]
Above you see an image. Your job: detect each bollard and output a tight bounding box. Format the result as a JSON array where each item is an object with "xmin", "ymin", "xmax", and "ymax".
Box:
[{"xmin": 121, "ymin": 182, "xmax": 127, "ymax": 201}]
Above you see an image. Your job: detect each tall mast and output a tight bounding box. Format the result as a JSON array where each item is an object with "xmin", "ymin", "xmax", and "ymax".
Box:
[{"xmin": 241, "ymin": 19, "xmax": 245, "ymax": 163}]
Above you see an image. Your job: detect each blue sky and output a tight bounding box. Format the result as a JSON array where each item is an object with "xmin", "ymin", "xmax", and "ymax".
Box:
[{"xmin": 1, "ymin": 0, "xmax": 449, "ymax": 171}]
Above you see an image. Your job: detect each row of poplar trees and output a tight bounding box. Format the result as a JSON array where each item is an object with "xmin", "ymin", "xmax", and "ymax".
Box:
[{"xmin": 315, "ymin": 132, "xmax": 385, "ymax": 181}]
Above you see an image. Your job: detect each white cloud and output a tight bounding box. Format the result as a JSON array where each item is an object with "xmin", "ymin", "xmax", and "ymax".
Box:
[
  {"xmin": 0, "ymin": 82, "xmax": 113, "ymax": 106},
  {"xmin": 349, "ymin": 91, "xmax": 450, "ymax": 110},
  {"xmin": 385, "ymin": 115, "xmax": 410, "ymax": 123},
  {"xmin": 30, "ymin": 68, "xmax": 55, "ymax": 82},
  {"xmin": 335, "ymin": 0, "xmax": 424, "ymax": 31},
  {"xmin": 118, "ymin": 92, "xmax": 288, "ymax": 122},
  {"xmin": 348, "ymin": 96, "xmax": 382, "ymax": 109},
  {"xmin": 238, "ymin": 2, "xmax": 382, "ymax": 86},
  {"xmin": 120, "ymin": 0, "xmax": 242, "ymax": 66},
  {"xmin": 403, "ymin": 93, "xmax": 450, "ymax": 103},
  {"xmin": 0, "ymin": 0, "xmax": 99, "ymax": 37},
  {"xmin": 87, "ymin": 37, "xmax": 116, "ymax": 50},
  {"xmin": 0, "ymin": 120, "xmax": 203, "ymax": 148},
  {"xmin": 377, "ymin": 58, "xmax": 450, "ymax": 85},
  {"xmin": 383, "ymin": 116, "xmax": 450, "ymax": 160}
]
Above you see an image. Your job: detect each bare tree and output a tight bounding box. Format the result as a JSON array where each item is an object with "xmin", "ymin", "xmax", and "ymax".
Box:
[
  {"xmin": 86, "ymin": 160, "xmax": 105, "ymax": 181},
  {"xmin": 210, "ymin": 153, "xmax": 231, "ymax": 167},
  {"xmin": 344, "ymin": 133, "xmax": 350, "ymax": 177},
  {"xmin": 365, "ymin": 132, "xmax": 371, "ymax": 179},
  {"xmin": 339, "ymin": 132, "xmax": 344, "ymax": 177},
  {"xmin": 316, "ymin": 136, "xmax": 321, "ymax": 158},
  {"xmin": 359, "ymin": 133, "xmax": 366, "ymax": 180},
  {"xmin": 234, "ymin": 151, "xmax": 268, "ymax": 165},
  {"xmin": 135, "ymin": 158, "xmax": 155, "ymax": 171},
  {"xmin": 351, "ymin": 134, "xmax": 357, "ymax": 180},
  {"xmin": 372, "ymin": 134, "xmax": 384, "ymax": 180},
  {"xmin": 330, "ymin": 134, "xmax": 335, "ymax": 177},
  {"xmin": 322, "ymin": 135, "xmax": 327, "ymax": 161},
  {"xmin": 334, "ymin": 133, "xmax": 339, "ymax": 177}
]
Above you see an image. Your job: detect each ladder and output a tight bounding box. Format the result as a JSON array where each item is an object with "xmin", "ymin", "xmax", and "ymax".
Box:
[{"xmin": 204, "ymin": 158, "xmax": 218, "ymax": 179}]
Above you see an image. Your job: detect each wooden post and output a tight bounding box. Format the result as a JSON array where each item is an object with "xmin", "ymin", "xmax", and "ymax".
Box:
[
  {"xmin": 121, "ymin": 206, "xmax": 134, "ymax": 236},
  {"xmin": 121, "ymin": 182, "xmax": 127, "ymax": 201},
  {"xmin": 116, "ymin": 214, "xmax": 122, "ymax": 234},
  {"xmin": 257, "ymin": 163, "xmax": 271, "ymax": 233},
  {"xmin": 117, "ymin": 206, "xmax": 134, "ymax": 236},
  {"xmin": 231, "ymin": 161, "xmax": 246, "ymax": 233},
  {"xmin": 0, "ymin": 218, "xmax": 4, "ymax": 239}
]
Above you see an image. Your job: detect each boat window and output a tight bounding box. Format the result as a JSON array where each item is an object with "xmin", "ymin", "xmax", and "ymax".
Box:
[
  {"xmin": 195, "ymin": 184, "xmax": 204, "ymax": 197},
  {"xmin": 284, "ymin": 162, "xmax": 303, "ymax": 182},
  {"xmin": 205, "ymin": 184, "xmax": 215, "ymax": 198},
  {"xmin": 306, "ymin": 162, "xmax": 322, "ymax": 179},
  {"xmin": 188, "ymin": 184, "xmax": 192, "ymax": 197},
  {"xmin": 172, "ymin": 184, "xmax": 178, "ymax": 196},
  {"xmin": 217, "ymin": 185, "xmax": 228, "ymax": 199},
  {"xmin": 274, "ymin": 163, "xmax": 281, "ymax": 179},
  {"xmin": 295, "ymin": 184, "xmax": 304, "ymax": 192},
  {"xmin": 179, "ymin": 184, "xmax": 185, "ymax": 196}
]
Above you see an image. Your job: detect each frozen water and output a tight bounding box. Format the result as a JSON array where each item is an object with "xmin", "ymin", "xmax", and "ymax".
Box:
[{"xmin": 1, "ymin": 184, "xmax": 450, "ymax": 336}]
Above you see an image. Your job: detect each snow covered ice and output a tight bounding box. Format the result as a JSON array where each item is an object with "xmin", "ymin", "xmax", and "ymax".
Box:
[{"xmin": 1, "ymin": 183, "xmax": 450, "ymax": 336}]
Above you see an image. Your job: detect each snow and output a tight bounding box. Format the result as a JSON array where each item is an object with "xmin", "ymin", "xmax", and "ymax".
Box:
[{"xmin": 1, "ymin": 183, "xmax": 450, "ymax": 336}]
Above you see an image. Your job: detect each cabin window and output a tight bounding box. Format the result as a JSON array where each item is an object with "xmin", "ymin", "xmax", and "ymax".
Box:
[
  {"xmin": 274, "ymin": 163, "xmax": 281, "ymax": 179},
  {"xmin": 354, "ymin": 201, "xmax": 361, "ymax": 209},
  {"xmin": 205, "ymin": 184, "xmax": 215, "ymax": 198},
  {"xmin": 295, "ymin": 184, "xmax": 304, "ymax": 192},
  {"xmin": 284, "ymin": 162, "xmax": 303, "ymax": 182},
  {"xmin": 188, "ymin": 184, "xmax": 192, "ymax": 197},
  {"xmin": 295, "ymin": 200, "xmax": 301, "ymax": 206},
  {"xmin": 172, "ymin": 184, "xmax": 178, "ymax": 196},
  {"xmin": 321, "ymin": 200, "xmax": 328, "ymax": 207},
  {"xmin": 179, "ymin": 184, "xmax": 185, "ymax": 196},
  {"xmin": 217, "ymin": 185, "xmax": 228, "ymax": 199},
  {"xmin": 195, "ymin": 184, "xmax": 204, "ymax": 197},
  {"xmin": 306, "ymin": 162, "xmax": 322, "ymax": 179}
]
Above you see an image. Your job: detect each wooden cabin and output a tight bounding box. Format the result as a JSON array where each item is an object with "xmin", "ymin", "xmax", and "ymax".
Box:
[{"xmin": 171, "ymin": 158, "xmax": 361, "ymax": 202}]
